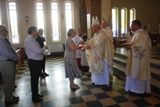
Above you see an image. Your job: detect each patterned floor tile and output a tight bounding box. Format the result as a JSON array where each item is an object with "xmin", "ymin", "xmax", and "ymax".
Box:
[
  {"xmin": 106, "ymin": 90, "xmax": 122, "ymax": 97},
  {"xmin": 85, "ymin": 100, "xmax": 103, "ymax": 107},
  {"xmin": 69, "ymin": 97, "xmax": 84, "ymax": 104},
  {"xmin": 112, "ymin": 96, "xmax": 129, "ymax": 103},
  {"xmin": 0, "ymin": 55, "xmax": 160, "ymax": 107},
  {"xmin": 82, "ymin": 95, "xmax": 97, "ymax": 102},
  {"xmin": 94, "ymin": 92, "xmax": 110, "ymax": 99},
  {"xmin": 119, "ymin": 101, "xmax": 138, "ymax": 107},
  {"xmin": 99, "ymin": 98, "xmax": 117, "ymax": 106},
  {"xmin": 132, "ymin": 99, "xmax": 151, "ymax": 107}
]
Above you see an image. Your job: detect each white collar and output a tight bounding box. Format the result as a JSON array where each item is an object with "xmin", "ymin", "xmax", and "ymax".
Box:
[
  {"xmin": 39, "ymin": 35, "xmax": 43, "ymax": 38},
  {"xmin": 104, "ymin": 26, "xmax": 110, "ymax": 30},
  {"xmin": 134, "ymin": 29, "xmax": 143, "ymax": 33}
]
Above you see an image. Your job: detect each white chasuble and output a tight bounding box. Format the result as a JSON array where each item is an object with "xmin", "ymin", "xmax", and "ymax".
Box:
[
  {"xmin": 85, "ymin": 29, "xmax": 112, "ymax": 74},
  {"xmin": 125, "ymin": 29, "xmax": 151, "ymax": 81}
]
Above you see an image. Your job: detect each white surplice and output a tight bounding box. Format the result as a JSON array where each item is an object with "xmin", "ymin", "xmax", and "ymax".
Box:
[
  {"xmin": 125, "ymin": 29, "xmax": 151, "ymax": 94},
  {"xmin": 103, "ymin": 26, "xmax": 114, "ymax": 76},
  {"xmin": 92, "ymin": 60, "xmax": 109, "ymax": 85},
  {"xmin": 81, "ymin": 51, "xmax": 88, "ymax": 66},
  {"xmin": 72, "ymin": 35, "xmax": 82, "ymax": 58}
]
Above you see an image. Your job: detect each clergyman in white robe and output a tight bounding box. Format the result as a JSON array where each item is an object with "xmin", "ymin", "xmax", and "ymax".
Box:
[
  {"xmin": 103, "ymin": 24, "xmax": 114, "ymax": 76},
  {"xmin": 125, "ymin": 27, "xmax": 151, "ymax": 94},
  {"xmin": 85, "ymin": 29, "xmax": 112, "ymax": 86}
]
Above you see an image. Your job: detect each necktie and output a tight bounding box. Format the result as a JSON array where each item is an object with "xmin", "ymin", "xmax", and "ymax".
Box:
[{"xmin": 5, "ymin": 38, "xmax": 16, "ymax": 55}]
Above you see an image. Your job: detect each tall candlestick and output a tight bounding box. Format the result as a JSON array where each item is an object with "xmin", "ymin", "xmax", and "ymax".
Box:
[
  {"xmin": 103, "ymin": 13, "xmax": 105, "ymax": 19},
  {"xmin": 148, "ymin": 24, "xmax": 150, "ymax": 31}
]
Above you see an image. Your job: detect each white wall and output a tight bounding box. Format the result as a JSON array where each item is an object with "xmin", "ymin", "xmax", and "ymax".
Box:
[
  {"xmin": 101, "ymin": 0, "xmax": 111, "ymax": 21},
  {"xmin": 0, "ymin": 0, "xmax": 80, "ymax": 52}
]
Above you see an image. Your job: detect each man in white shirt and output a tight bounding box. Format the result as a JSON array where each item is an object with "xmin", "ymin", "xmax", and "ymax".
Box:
[
  {"xmin": 25, "ymin": 26, "xmax": 47, "ymax": 102},
  {"xmin": 72, "ymin": 29, "xmax": 84, "ymax": 69},
  {"xmin": 36, "ymin": 28, "xmax": 49, "ymax": 77}
]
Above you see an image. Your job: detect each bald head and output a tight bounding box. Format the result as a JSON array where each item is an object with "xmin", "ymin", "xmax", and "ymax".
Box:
[
  {"xmin": 0, "ymin": 25, "xmax": 7, "ymax": 32},
  {"xmin": 0, "ymin": 25, "xmax": 8, "ymax": 37},
  {"xmin": 102, "ymin": 20, "xmax": 109, "ymax": 29}
]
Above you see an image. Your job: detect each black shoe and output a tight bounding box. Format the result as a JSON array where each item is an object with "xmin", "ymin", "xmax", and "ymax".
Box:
[
  {"xmin": 38, "ymin": 94, "xmax": 43, "ymax": 97},
  {"xmin": 5, "ymin": 98, "xmax": 18, "ymax": 106},
  {"xmin": 14, "ymin": 85, "xmax": 17, "ymax": 88},
  {"xmin": 40, "ymin": 73, "xmax": 45, "ymax": 78},
  {"xmin": 44, "ymin": 73, "xmax": 49, "ymax": 76},
  {"xmin": 12, "ymin": 95, "xmax": 19, "ymax": 100},
  {"xmin": 32, "ymin": 97, "xmax": 43, "ymax": 103},
  {"xmin": 13, "ymin": 85, "xmax": 17, "ymax": 91}
]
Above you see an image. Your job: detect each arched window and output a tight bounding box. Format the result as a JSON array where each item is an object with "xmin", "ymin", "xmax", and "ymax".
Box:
[
  {"xmin": 121, "ymin": 8, "xmax": 127, "ymax": 36},
  {"xmin": 65, "ymin": 1, "xmax": 74, "ymax": 34},
  {"xmin": 0, "ymin": 4, "xmax": 1, "ymax": 25},
  {"xmin": 51, "ymin": 1, "xmax": 60, "ymax": 42},
  {"xmin": 35, "ymin": 1, "xmax": 45, "ymax": 37},
  {"xmin": 112, "ymin": 8, "xmax": 118, "ymax": 37},
  {"xmin": 130, "ymin": 8, "xmax": 136, "ymax": 26},
  {"xmin": 7, "ymin": 1, "xmax": 19, "ymax": 44}
]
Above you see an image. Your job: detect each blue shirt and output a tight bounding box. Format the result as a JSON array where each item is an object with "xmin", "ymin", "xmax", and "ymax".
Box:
[
  {"xmin": 0, "ymin": 35, "xmax": 18, "ymax": 61},
  {"xmin": 24, "ymin": 35, "xmax": 46, "ymax": 60}
]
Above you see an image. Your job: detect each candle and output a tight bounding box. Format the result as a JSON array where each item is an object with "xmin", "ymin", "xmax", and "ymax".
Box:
[
  {"xmin": 148, "ymin": 24, "xmax": 150, "ymax": 31},
  {"xmin": 103, "ymin": 13, "xmax": 105, "ymax": 19}
]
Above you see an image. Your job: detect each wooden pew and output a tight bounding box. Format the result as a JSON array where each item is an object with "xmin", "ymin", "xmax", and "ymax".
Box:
[{"xmin": 16, "ymin": 49, "xmax": 22, "ymax": 72}]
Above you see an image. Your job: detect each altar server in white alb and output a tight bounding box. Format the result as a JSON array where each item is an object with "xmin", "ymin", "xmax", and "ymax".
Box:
[
  {"xmin": 72, "ymin": 29, "xmax": 84, "ymax": 69},
  {"xmin": 85, "ymin": 17, "xmax": 112, "ymax": 86},
  {"xmin": 125, "ymin": 20, "xmax": 151, "ymax": 95}
]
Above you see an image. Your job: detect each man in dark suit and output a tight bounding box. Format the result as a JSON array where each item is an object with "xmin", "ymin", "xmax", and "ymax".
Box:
[{"xmin": 36, "ymin": 28, "xmax": 49, "ymax": 77}]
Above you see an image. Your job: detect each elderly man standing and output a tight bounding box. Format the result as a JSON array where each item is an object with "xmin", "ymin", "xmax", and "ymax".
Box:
[
  {"xmin": 125, "ymin": 20, "xmax": 151, "ymax": 95},
  {"xmin": 0, "ymin": 25, "xmax": 20, "ymax": 106},
  {"xmin": 85, "ymin": 17, "xmax": 112, "ymax": 86},
  {"xmin": 25, "ymin": 26, "xmax": 47, "ymax": 102},
  {"xmin": 102, "ymin": 20, "xmax": 114, "ymax": 76},
  {"xmin": 36, "ymin": 28, "xmax": 49, "ymax": 77}
]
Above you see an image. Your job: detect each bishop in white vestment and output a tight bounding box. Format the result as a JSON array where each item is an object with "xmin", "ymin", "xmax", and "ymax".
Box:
[
  {"xmin": 125, "ymin": 20, "xmax": 151, "ymax": 95},
  {"xmin": 85, "ymin": 17, "xmax": 112, "ymax": 86}
]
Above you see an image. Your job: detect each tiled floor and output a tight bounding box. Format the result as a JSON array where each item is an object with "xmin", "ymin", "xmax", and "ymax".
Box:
[{"xmin": 0, "ymin": 53, "xmax": 160, "ymax": 107}]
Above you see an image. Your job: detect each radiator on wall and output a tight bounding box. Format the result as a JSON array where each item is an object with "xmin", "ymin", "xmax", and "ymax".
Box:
[{"xmin": 48, "ymin": 44, "xmax": 64, "ymax": 52}]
